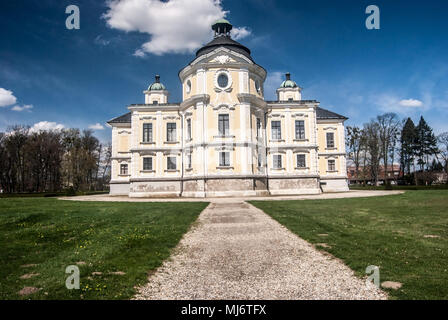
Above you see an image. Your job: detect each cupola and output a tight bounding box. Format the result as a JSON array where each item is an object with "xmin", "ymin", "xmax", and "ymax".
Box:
[
  {"xmin": 144, "ymin": 75, "xmax": 169, "ymax": 104},
  {"xmin": 277, "ymin": 72, "xmax": 302, "ymax": 101},
  {"xmin": 212, "ymin": 18, "xmax": 233, "ymax": 37}
]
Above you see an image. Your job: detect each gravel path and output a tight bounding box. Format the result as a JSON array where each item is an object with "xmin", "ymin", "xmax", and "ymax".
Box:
[
  {"xmin": 134, "ymin": 201, "xmax": 387, "ymax": 300},
  {"xmin": 60, "ymin": 190, "xmax": 403, "ymax": 203}
]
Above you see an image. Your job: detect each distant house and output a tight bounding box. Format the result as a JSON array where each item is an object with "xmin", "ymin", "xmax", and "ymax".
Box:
[{"xmin": 347, "ymin": 164, "xmax": 403, "ymax": 185}]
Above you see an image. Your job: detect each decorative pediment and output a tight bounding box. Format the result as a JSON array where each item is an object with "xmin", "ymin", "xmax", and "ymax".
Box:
[
  {"xmin": 291, "ymin": 113, "xmax": 309, "ymax": 118},
  {"xmin": 139, "ymin": 116, "xmax": 156, "ymax": 121},
  {"xmin": 214, "ymin": 146, "xmax": 235, "ymax": 151},
  {"xmin": 209, "ymin": 54, "xmax": 236, "ymax": 64},
  {"xmin": 212, "ymin": 104, "xmax": 236, "ymax": 111},
  {"xmin": 163, "ymin": 116, "xmax": 180, "ymax": 120},
  {"xmin": 267, "ymin": 113, "xmax": 285, "ymax": 118},
  {"xmin": 323, "ymin": 127, "xmax": 337, "ymax": 130},
  {"xmin": 118, "ymin": 130, "xmax": 131, "ymax": 134}
]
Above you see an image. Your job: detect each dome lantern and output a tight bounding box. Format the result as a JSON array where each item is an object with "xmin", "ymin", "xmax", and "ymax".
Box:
[
  {"xmin": 212, "ymin": 18, "xmax": 233, "ymax": 37},
  {"xmin": 144, "ymin": 74, "xmax": 169, "ymax": 104},
  {"xmin": 277, "ymin": 72, "xmax": 302, "ymax": 101},
  {"xmin": 148, "ymin": 75, "xmax": 166, "ymax": 91}
]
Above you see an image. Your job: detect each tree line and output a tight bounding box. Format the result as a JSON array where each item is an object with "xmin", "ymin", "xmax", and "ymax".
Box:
[
  {"xmin": 0, "ymin": 126, "xmax": 111, "ymax": 194},
  {"xmin": 346, "ymin": 113, "xmax": 447, "ymax": 186}
]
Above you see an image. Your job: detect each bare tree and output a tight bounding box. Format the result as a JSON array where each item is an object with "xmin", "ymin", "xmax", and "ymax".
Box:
[
  {"xmin": 364, "ymin": 121, "xmax": 381, "ymax": 186},
  {"xmin": 438, "ymin": 132, "xmax": 448, "ymax": 175},
  {"xmin": 346, "ymin": 126, "xmax": 364, "ymax": 179},
  {"xmin": 377, "ymin": 113, "xmax": 400, "ymax": 184}
]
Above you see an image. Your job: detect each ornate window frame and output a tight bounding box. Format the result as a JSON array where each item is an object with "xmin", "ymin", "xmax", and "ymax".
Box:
[{"xmin": 214, "ymin": 69, "xmax": 232, "ymax": 92}]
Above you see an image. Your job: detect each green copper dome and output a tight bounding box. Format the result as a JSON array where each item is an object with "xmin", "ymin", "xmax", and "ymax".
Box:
[
  {"xmin": 279, "ymin": 73, "xmax": 298, "ymax": 88},
  {"xmin": 148, "ymin": 75, "xmax": 166, "ymax": 91},
  {"xmin": 214, "ymin": 18, "xmax": 231, "ymax": 25}
]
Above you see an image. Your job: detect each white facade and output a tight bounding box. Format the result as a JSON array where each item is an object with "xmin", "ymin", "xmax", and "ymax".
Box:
[{"xmin": 108, "ymin": 20, "xmax": 349, "ymax": 197}]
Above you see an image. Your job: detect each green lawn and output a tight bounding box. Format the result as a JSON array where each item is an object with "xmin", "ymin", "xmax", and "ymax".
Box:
[
  {"xmin": 0, "ymin": 198, "xmax": 208, "ymax": 300},
  {"xmin": 250, "ymin": 191, "xmax": 448, "ymax": 300}
]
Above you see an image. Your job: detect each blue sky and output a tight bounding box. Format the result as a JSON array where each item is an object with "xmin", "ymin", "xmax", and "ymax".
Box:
[{"xmin": 1, "ymin": 0, "xmax": 448, "ymax": 142}]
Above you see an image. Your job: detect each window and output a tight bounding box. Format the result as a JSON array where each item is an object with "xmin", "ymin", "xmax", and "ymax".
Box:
[
  {"xmin": 326, "ymin": 132, "xmax": 335, "ymax": 148},
  {"xmin": 186, "ymin": 80, "xmax": 191, "ymax": 93},
  {"xmin": 257, "ymin": 118, "xmax": 261, "ymax": 139},
  {"xmin": 255, "ymin": 80, "xmax": 261, "ymax": 93},
  {"xmin": 328, "ymin": 159, "xmax": 336, "ymax": 171},
  {"xmin": 297, "ymin": 154, "xmax": 306, "ymax": 168},
  {"xmin": 271, "ymin": 121, "xmax": 281, "ymax": 140},
  {"xmin": 143, "ymin": 157, "xmax": 153, "ymax": 171},
  {"xmin": 187, "ymin": 154, "xmax": 192, "ymax": 169},
  {"xmin": 219, "ymin": 152, "xmax": 230, "ymax": 167},
  {"xmin": 258, "ymin": 154, "xmax": 262, "ymax": 167},
  {"xmin": 143, "ymin": 123, "xmax": 153, "ymax": 143},
  {"xmin": 218, "ymin": 114, "xmax": 229, "ymax": 136},
  {"xmin": 120, "ymin": 164, "xmax": 128, "ymax": 175},
  {"xmin": 167, "ymin": 123, "xmax": 176, "ymax": 142},
  {"xmin": 288, "ymin": 98, "xmax": 293, "ymax": 102},
  {"xmin": 217, "ymin": 73, "xmax": 228, "ymax": 88},
  {"xmin": 273, "ymin": 155, "xmax": 282, "ymax": 169},
  {"xmin": 167, "ymin": 157, "xmax": 176, "ymax": 170},
  {"xmin": 186, "ymin": 119, "xmax": 192, "ymax": 141},
  {"xmin": 295, "ymin": 120, "xmax": 305, "ymax": 140}
]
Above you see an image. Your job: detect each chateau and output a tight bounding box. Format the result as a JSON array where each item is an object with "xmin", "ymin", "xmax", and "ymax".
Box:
[{"xmin": 107, "ymin": 19, "xmax": 349, "ymax": 197}]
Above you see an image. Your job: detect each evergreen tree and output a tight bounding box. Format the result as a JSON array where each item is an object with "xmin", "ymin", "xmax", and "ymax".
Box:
[
  {"xmin": 400, "ymin": 118, "xmax": 416, "ymax": 175},
  {"xmin": 415, "ymin": 116, "xmax": 438, "ymax": 171}
]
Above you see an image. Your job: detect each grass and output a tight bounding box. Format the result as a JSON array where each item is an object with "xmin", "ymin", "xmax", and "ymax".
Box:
[
  {"xmin": 0, "ymin": 191, "xmax": 110, "ymax": 198},
  {"xmin": 0, "ymin": 198, "xmax": 208, "ymax": 300},
  {"xmin": 250, "ymin": 191, "xmax": 448, "ymax": 300},
  {"xmin": 349, "ymin": 184, "xmax": 448, "ymax": 191}
]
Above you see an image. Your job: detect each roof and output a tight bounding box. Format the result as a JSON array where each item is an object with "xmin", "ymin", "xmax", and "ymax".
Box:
[
  {"xmin": 107, "ymin": 112, "xmax": 131, "ymax": 124},
  {"xmin": 280, "ymin": 79, "xmax": 298, "ymax": 88},
  {"xmin": 147, "ymin": 75, "xmax": 166, "ymax": 91},
  {"xmin": 213, "ymin": 18, "xmax": 231, "ymax": 25},
  {"xmin": 316, "ymin": 107, "xmax": 348, "ymax": 120},
  {"xmin": 195, "ymin": 36, "xmax": 253, "ymax": 61},
  {"xmin": 148, "ymin": 82, "xmax": 166, "ymax": 91}
]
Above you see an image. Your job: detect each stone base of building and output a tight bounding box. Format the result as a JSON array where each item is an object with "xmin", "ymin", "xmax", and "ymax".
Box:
[
  {"xmin": 110, "ymin": 182, "xmax": 130, "ymax": 195},
  {"xmin": 268, "ymin": 177, "xmax": 321, "ymax": 195},
  {"xmin": 320, "ymin": 177, "xmax": 350, "ymax": 193},
  {"xmin": 110, "ymin": 175, "xmax": 347, "ymax": 197}
]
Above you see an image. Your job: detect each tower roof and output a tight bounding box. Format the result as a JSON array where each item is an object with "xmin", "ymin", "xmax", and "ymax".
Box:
[
  {"xmin": 279, "ymin": 72, "xmax": 298, "ymax": 88},
  {"xmin": 195, "ymin": 19, "xmax": 253, "ymax": 61},
  {"xmin": 148, "ymin": 75, "xmax": 166, "ymax": 91}
]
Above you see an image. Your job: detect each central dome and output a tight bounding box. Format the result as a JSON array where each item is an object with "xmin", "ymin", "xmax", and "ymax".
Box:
[{"xmin": 195, "ymin": 19, "xmax": 253, "ymax": 61}]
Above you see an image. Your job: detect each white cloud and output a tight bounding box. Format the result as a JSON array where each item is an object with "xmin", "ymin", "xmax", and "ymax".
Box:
[
  {"xmin": 89, "ymin": 123, "xmax": 105, "ymax": 130},
  {"xmin": 30, "ymin": 121, "xmax": 65, "ymax": 133},
  {"xmin": 133, "ymin": 49, "xmax": 146, "ymax": 57},
  {"xmin": 0, "ymin": 88, "xmax": 17, "ymax": 107},
  {"xmin": 103, "ymin": 0, "xmax": 250, "ymax": 56},
  {"xmin": 375, "ymin": 95, "xmax": 426, "ymax": 114},
  {"xmin": 94, "ymin": 35, "xmax": 111, "ymax": 46},
  {"xmin": 11, "ymin": 104, "xmax": 33, "ymax": 112},
  {"xmin": 231, "ymin": 27, "xmax": 251, "ymax": 40},
  {"xmin": 399, "ymin": 99, "xmax": 423, "ymax": 108}
]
